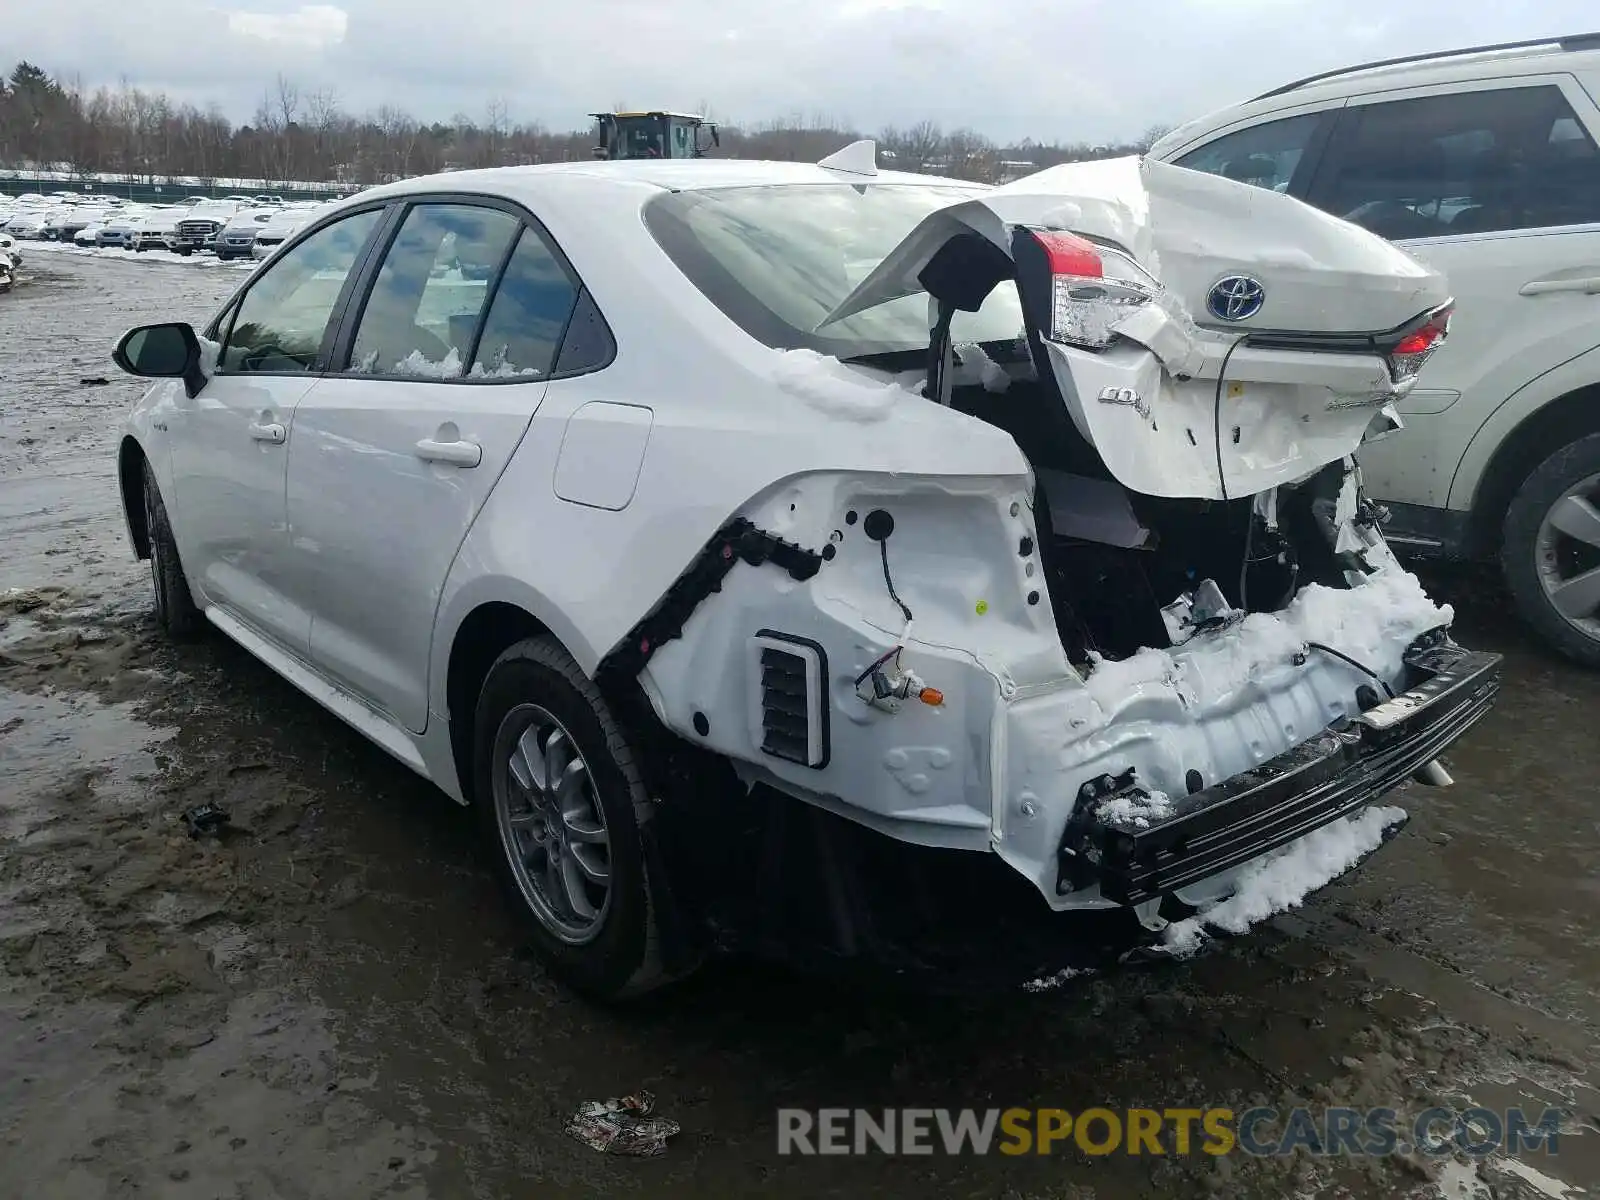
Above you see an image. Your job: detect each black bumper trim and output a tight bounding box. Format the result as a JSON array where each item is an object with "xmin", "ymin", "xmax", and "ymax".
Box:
[{"xmin": 1060, "ymin": 640, "xmax": 1501, "ymax": 906}]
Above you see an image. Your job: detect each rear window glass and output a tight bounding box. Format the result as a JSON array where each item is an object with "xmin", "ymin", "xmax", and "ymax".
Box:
[{"xmin": 643, "ymin": 183, "xmax": 1026, "ymax": 357}]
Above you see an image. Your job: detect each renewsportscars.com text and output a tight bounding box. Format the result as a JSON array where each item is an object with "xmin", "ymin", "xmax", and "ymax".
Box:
[{"xmin": 776, "ymin": 1106, "xmax": 1563, "ymax": 1157}]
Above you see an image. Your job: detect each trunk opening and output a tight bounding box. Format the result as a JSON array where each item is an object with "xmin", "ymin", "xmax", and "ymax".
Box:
[{"xmin": 946, "ymin": 362, "xmax": 1358, "ymax": 665}]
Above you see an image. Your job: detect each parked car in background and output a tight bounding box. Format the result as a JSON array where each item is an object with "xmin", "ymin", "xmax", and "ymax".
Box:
[
  {"xmin": 96, "ymin": 208, "xmax": 151, "ymax": 248},
  {"xmin": 43, "ymin": 207, "xmax": 76, "ymax": 240},
  {"xmin": 173, "ymin": 199, "xmax": 243, "ymax": 254},
  {"xmin": 1152, "ymin": 31, "xmax": 1600, "ymax": 667},
  {"xmin": 252, "ymin": 193, "xmax": 285, "ymax": 206},
  {"xmin": 249, "ymin": 203, "xmax": 323, "ymax": 259},
  {"xmin": 214, "ymin": 207, "xmax": 276, "ymax": 260},
  {"xmin": 109, "ymin": 157, "xmax": 1499, "ymax": 996},
  {"xmin": 73, "ymin": 224, "xmax": 103, "ymax": 245},
  {"xmin": 132, "ymin": 209, "xmax": 181, "ymax": 252},
  {"xmin": 4, "ymin": 210, "xmax": 50, "ymax": 239},
  {"xmin": 58, "ymin": 205, "xmax": 113, "ymax": 245}
]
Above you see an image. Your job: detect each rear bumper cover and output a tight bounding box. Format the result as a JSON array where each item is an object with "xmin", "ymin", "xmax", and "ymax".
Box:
[{"xmin": 1059, "ymin": 634, "xmax": 1501, "ymax": 905}]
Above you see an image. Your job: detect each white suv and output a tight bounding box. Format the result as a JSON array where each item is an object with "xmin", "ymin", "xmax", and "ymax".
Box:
[{"xmin": 1151, "ymin": 32, "xmax": 1600, "ymax": 666}]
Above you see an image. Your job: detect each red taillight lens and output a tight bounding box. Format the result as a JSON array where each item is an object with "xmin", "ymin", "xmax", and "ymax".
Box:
[
  {"xmin": 1033, "ymin": 231, "xmax": 1103, "ymax": 278},
  {"xmin": 1394, "ymin": 313, "xmax": 1449, "ymax": 355},
  {"xmin": 1387, "ymin": 305, "xmax": 1453, "ymax": 383}
]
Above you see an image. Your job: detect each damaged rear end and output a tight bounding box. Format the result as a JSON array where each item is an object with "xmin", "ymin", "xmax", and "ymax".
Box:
[{"xmin": 631, "ymin": 156, "xmax": 1500, "ymax": 978}]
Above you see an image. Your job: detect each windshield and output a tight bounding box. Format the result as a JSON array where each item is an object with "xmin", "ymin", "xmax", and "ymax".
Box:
[
  {"xmin": 617, "ymin": 117, "xmax": 667, "ymax": 159},
  {"xmin": 643, "ymin": 183, "xmax": 1024, "ymax": 358}
]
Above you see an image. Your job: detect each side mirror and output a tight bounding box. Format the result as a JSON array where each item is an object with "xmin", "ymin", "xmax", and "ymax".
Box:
[{"xmin": 113, "ymin": 322, "xmax": 206, "ymax": 398}]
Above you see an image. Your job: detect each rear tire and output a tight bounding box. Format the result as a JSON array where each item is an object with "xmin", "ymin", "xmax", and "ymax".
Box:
[
  {"xmin": 142, "ymin": 470, "xmax": 201, "ymax": 638},
  {"xmin": 1501, "ymin": 432, "xmax": 1600, "ymax": 669},
  {"xmin": 472, "ymin": 636, "xmax": 676, "ymax": 1000}
]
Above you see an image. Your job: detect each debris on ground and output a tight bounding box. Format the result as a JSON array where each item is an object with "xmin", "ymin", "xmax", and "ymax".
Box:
[
  {"xmin": 181, "ymin": 802, "xmax": 231, "ymax": 839},
  {"xmin": 563, "ymin": 1090, "xmax": 680, "ymax": 1157},
  {"xmin": 78, "ymin": 376, "xmax": 110, "ymax": 386}
]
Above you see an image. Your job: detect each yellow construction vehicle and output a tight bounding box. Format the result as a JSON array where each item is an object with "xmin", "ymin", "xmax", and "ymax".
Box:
[{"xmin": 591, "ymin": 111, "xmax": 720, "ymax": 160}]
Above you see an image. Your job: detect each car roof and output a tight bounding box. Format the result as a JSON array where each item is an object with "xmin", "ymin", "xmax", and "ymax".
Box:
[
  {"xmin": 353, "ymin": 157, "xmax": 986, "ymax": 205},
  {"xmin": 1153, "ymin": 32, "xmax": 1600, "ymax": 159}
]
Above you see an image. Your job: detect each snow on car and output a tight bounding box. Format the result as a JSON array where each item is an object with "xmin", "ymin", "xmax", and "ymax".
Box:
[
  {"xmin": 3, "ymin": 209, "xmax": 49, "ymax": 239},
  {"xmin": 108, "ymin": 150, "xmax": 1500, "ymax": 997}
]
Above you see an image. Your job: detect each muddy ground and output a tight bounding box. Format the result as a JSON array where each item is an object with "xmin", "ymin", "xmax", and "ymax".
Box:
[{"xmin": 1, "ymin": 250, "xmax": 1596, "ymax": 1200}]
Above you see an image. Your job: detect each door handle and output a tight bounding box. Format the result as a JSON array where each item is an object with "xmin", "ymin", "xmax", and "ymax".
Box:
[
  {"xmin": 1519, "ymin": 276, "xmax": 1600, "ymax": 296},
  {"xmin": 415, "ymin": 437, "xmax": 482, "ymax": 468},
  {"xmin": 248, "ymin": 421, "xmax": 286, "ymax": 443}
]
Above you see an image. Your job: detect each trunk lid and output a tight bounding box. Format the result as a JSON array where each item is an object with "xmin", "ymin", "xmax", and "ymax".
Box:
[{"xmin": 820, "ymin": 157, "xmax": 1452, "ymax": 500}]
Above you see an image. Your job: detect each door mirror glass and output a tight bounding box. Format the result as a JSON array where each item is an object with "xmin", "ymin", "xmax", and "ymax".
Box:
[{"xmin": 114, "ymin": 322, "xmax": 198, "ymax": 377}]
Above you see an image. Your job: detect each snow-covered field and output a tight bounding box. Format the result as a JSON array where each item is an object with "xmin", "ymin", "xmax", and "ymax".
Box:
[{"xmin": 19, "ymin": 239, "xmax": 258, "ymax": 271}]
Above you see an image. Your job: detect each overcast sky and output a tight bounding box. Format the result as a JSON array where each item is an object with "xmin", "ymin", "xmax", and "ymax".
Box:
[{"xmin": 8, "ymin": 1, "xmax": 1597, "ymax": 142}]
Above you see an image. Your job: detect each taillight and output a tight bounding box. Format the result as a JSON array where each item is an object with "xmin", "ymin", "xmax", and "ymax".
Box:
[
  {"xmin": 1035, "ymin": 231, "xmax": 1104, "ymax": 279},
  {"xmin": 1032, "ymin": 229, "xmax": 1155, "ymax": 351},
  {"xmin": 1387, "ymin": 304, "xmax": 1452, "ymax": 383}
]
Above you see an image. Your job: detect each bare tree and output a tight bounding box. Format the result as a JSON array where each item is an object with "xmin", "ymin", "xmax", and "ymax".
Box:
[{"xmin": 0, "ymin": 57, "xmax": 1164, "ymax": 192}]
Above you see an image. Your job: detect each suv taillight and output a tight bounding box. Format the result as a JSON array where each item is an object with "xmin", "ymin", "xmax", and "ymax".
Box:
[
  {"xmin": 1033, "ymin": 230, "xmax": 1156, "ymax": 351},
  {"xmin": 1387, "ymin": 304, "xmax": 1452, "ymax": 383}
]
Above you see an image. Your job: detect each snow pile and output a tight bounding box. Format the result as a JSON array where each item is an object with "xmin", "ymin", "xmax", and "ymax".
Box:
[
  {"xmin": 1097, "ymin": 789, "xmax": 1175, "ymax": 829},
  {"xmin": 196, "ymin": 334, "xmax": 221, "ymax": 376},
  {"xmin": 771, "ymin": 348, "xmax": 915, "ymax": 422},
  {"xmin": 1082, "ymin": 566, "xmax": 1453, "ymax": 713},
  {"xmin": 953, "ymin": 341, "xmax": 1013, "ymax": 393},
  {"xmin": 468, "ymin": 360, "xmax": 541, "ymax": 379},
  {"xmin": 1160, "ymin": 804, "xmax": 1407, "ymax": 956},
  {"xmin": 393, "ymin": 347, "xmax": 463, "ymax": 378},
  {"xmin": 22, "ymin": 241, "xmax": 257, "ymax": 270},
  {"xmin": 1021, "ymin": 965, "xmax": 1094, "ymax": 993}
]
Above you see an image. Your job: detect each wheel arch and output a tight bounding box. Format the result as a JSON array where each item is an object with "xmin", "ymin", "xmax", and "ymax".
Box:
[
  {"xmin": 118, "ymin": 435, "xmax": 152, "ymax": 560},
  {"xmin": 444, "ymin": 601, "xmax": 554, "ymax": 806},
  {"xmin": 1463, "ymin": 381, "xmax": 1600, "ymax": 556}
]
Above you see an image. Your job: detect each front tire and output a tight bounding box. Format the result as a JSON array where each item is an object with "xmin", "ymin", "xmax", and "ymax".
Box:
[
  {"xmin": 472, "ymin": 636, "xmax": 673, "ymax": 1000},
  {"xmin": 1502, "ymin": 431, "xmax": 1600, "ymax": 668},
  {"xmin": 142, "ymin": 470, "xmax": 200, "ymax": 638}
]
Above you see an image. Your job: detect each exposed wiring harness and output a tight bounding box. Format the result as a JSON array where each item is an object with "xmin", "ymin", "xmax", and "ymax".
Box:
[
  {"xmin": 1237, "ymin": 490, "xmax": 1300, "ymax": 614},
  {"xmin": 879, "ymin": 539, "xmax": 913, "ymax": 626},
  {"xmin": 855, "ymin": 538, "xmax": 922, "ymax": 707},
  {"xmin": 1212, "ymin": 334, "xmax": 1249, "ymax": 504},
  {"xmin": 1305, "ymin": 641, "xmax": 1395, "ymax": 699}
]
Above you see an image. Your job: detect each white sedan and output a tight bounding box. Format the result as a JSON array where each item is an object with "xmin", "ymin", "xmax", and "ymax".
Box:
[{"xmin": 111, "ymin": 152, "xmax": 1500, "ymax": 997}]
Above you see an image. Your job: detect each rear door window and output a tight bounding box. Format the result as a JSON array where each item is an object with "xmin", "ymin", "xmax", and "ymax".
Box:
[
  {"xmin": 1174, "ymin": 111, "xmax": 1330, "ymax": 195},
  {"xmin": 1311, "ymin": 84, "xmax": 1600, "ymax": 238},
  {"xmin": 345, "ymin": 202, "xmax": 521, "ymax": 378},
  {"xmin": 469, "ymin": 227, "xmax": 579, "ymax": 378}
]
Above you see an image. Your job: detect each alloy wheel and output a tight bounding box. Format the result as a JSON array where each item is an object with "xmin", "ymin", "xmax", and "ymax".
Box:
[
  {"xmin": 1535, "ymin": 470, "xmax": 1600, "ymax": 646},
  {"xmin": 491, "ymin": 704, "xmax": 613, "ymax": 945}
]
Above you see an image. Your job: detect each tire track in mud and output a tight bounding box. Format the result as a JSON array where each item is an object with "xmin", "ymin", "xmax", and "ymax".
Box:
[{"xmin": 1, "ymin": 254, "xmax": 1596, "ymax": 1199}]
